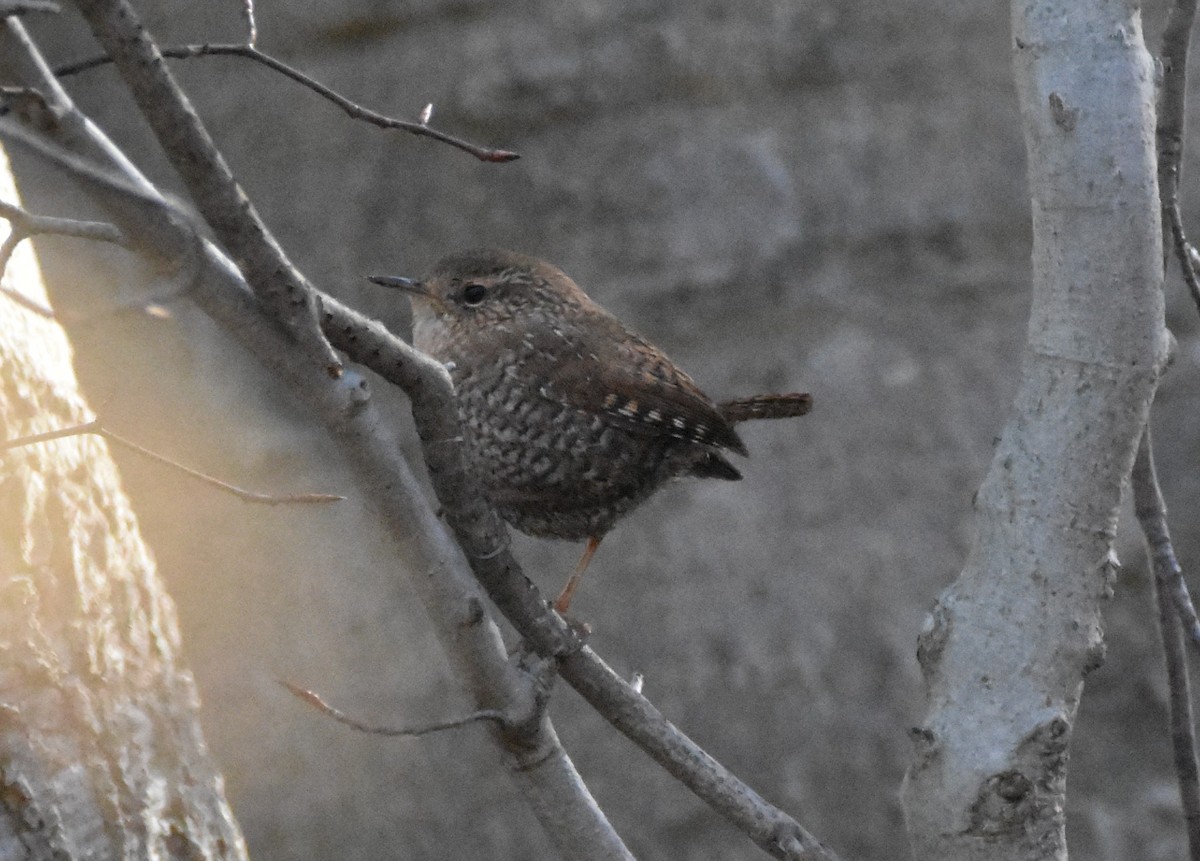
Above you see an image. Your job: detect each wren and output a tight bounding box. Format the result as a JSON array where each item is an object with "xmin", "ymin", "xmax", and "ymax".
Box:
[{"xmin": 369, "ymin": 249, "xmax": 810, "ymax": 612}]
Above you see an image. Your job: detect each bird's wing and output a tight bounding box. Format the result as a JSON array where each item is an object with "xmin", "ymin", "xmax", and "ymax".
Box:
[{"xmin": 535, "ymin": 316, "xmax": 747, "ymax": 456}]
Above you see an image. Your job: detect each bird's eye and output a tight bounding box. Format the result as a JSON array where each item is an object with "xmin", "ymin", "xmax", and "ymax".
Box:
[{"xmin": 461, "ymin": 283, "xmax": 487, "ymax": 305}]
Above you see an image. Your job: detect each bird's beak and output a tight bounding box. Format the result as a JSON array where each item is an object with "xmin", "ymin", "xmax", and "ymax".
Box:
[
  {"xmin": 367, "ymin": 274, "xmax": 427, "ymax": 296},
  {"xmin": 368, "ymin": 274, "xmax": 445, "ymax": 313}
]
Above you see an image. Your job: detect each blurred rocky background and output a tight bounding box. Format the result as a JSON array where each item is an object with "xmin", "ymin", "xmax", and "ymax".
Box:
[{"xmin": 8, "ymin": 1, "xmax": 1200, "ymax": 858}]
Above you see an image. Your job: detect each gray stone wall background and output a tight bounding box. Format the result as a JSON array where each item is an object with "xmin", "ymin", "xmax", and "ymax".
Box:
[{"xmin": 11, "ymin": 1, "xmax": 1200, "ymax": 858}]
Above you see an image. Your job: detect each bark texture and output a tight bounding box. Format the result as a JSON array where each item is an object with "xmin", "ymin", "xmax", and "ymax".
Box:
[
  {"xmin": 0, "ymin": 150, "xmax": 246, "ymax": 860},
  {"xmin": 902, "ymin": 2, "xmax": 1165, "ymax": 858}
]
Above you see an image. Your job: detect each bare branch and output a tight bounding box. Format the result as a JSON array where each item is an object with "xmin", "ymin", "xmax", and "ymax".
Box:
[
  {"xmin": 3, "ymin": 419, "xmax": 104, "ymax": 448},
  {"xmin": 280, "ymin": 681, "xmax": 507, "ymax": 737},
  {"xmin": 0, "ymin": 115, "xmax": 198, "ymax": 266},
  {"xmin": 0, "ymin": 283, "xmax": 55, "ymax": 317},
  {"xmin": 1132, "ymin": 430, "xmax": 1200, "ymax": 857},
  {"xmin": 8, "ymin": 13, "xmax": 831, "ymax": 860},
  {"xmin": 319, "ymin": 297, "xmax": 841, "ymax": 861},
  {"xmin": 0, "ymin": 197, "xmax": 126, "ymax": 283},
  {"xmin": 53, "ymin": 44, "xmax": 520, "ymax": 164},
  {"xmin": 1167, "ymin": 205, "xmax": 1200, "ymax": 309},
  {"xmin": 3, "ymin": 419, "xmax": 345, "ymax": 505},
  {"xmin": 0, "ymin": 199, "xmax": 125, "ymax": 245},
  {"xmin": 240, "ymin": 0, "xmax": 256, "ymax": 48},
  {"xmin": 69, "ymin": 0, "xmax": 343, "ymax": 377},
  {"xmin": 1159, "ymin": 0, "xmax": 1197, "ymax": 192},
  {"xmin": 0, "ymin": 0, "xmax": 60, "ymax": 15},
  {"xmin": 1171, "ymin": 570, "xmax": 1200, "ymax": 651},
  {"xmin": 4, "ymin": 19, "xmax": 633, "ymax": 859},
  {"xmin": 1148, "ymin": 44, "xmax": 1200, "ymax": 861},
  {"xmin": 1158, "ymin": 0, "xmax": 1200, "ymax": 309},
  {"xmin": 0, "ymin": 84, "xmax": 50, "ymax": 118},
  {"xmin": 0, "ymin": 229, "xmax": 16, "ymax": 274},
  {"xmin": 0, "ymin": 117, "xmax": 214, "ymax": 316}
]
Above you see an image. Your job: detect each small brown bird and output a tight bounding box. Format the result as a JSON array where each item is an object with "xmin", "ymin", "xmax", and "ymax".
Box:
[{"xmin": 370, "ymin": 250, "xmax": 810, "ymax": 612}]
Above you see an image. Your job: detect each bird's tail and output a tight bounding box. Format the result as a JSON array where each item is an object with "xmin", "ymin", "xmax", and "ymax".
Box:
[{"xmin": 718, "ymin": 393, "xmax": 812, "ymax": 424}]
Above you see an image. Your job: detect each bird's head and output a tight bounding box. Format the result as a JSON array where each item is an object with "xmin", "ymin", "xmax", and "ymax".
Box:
[{"xmin": 369, "ymin": 249, "xmax": 594, "ymax": 354}]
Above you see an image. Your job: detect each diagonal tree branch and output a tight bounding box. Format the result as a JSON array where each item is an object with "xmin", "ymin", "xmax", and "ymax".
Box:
[
  {"xmin": 318, "ymin": 298, "xmax": 838, "ymax": 860},
  {"xmin": 1, "ymin": 16, "xmax": 633, "ymax": 861},
  {"xmin": 1132, "ymin": 429, "xmax": 1200, "ymax": 859},
  {"xmin": 1158, "ymin": 0, "xmax": 1200, "ymax": 655},
  {"xmin": 1150, "ymin": 1, "xmax": 1200, "ymax": 854},
  {"xmin": 5, "ymin": 9, "xmax": 841, "ymax": 860},
  {"xmin": 72, "ymin": 0, "xmax": 342, "ymax": 377}
]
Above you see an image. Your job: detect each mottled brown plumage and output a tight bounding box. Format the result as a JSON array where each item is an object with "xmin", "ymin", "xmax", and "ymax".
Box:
[{"xmin": 370, "ymin": 249, "xmax": 810, "ymax": 610}]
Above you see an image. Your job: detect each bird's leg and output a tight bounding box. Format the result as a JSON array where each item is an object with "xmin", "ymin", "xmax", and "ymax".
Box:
[{"xmin": 553, "ymin": 536, "xmax": 602, "ymax": 614}]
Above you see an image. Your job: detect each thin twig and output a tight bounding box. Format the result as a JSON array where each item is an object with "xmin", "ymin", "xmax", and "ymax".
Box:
[
  {"xmin": 53, "ymin": 44, "xmax": 520, "ymax": 164},
  {"xmin": 0, "ymin": 0, "xmax": 60, "ymax": 14},
  {"xmin": 1155, "ymin": 0, "xmax": 1200, "ymax": 647},
  {"xmin": 1158, "ymin": 0, "xmax": 1200, "ymax": 310},
  {"xmin": 1173, "ymin": 578, "xmax": 1200, "ymax": 651},
  {"xmin": 1148, "ymin": 1, "xmax": 1200, "ymax": 846},
  {"xmin": 1157, "ymin": 0, "xmax": 1200, "ymax": 651},
  {"xmin": 3, "ymin": 419, "xmax": 344, "ymax": 505},
  {"xmin": 0, "ymin": 198, "xmax": 126, "ymax": 280},
  {"xmin": 0, "ymin": 120, "xmax": 212, "ymax": 322},
  {"xmin": 240, "ymin": 0, "xmax": 256, "ymax": 48},
  {"xmin": 1167, "ymin": 204, "xmax": 1200, "ymax": 309},
  {"xmin": 68, "ymin": 3, "xmax": 344, "ymax": 379},
  {"xmin": 0, "ymin": 200, "xmax": 125, "ymax": 244},
  {"xmin": 0, "ymin": 284, "xmax": 55, "ymax": 317},
  {"xmin": 0, "ymin": 229, "xmax": 15, "ymax": 274},
  {"xmin": 1160, "ymin": 578, "xmax": 1200, "ymax": 858},
  {"xmin": 1132, "ymin": 430, "xmax": 1200, "ymax": 858},
  {"xmin": 0, "ymin": 117, "xmax": 197, "ymax": 265},
  {"xmin": 280, "ymin": 681, "xmax": 507, "ymax": 737}
]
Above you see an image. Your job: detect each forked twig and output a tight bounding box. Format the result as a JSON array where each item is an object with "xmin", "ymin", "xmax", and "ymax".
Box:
[
  {"xmin": 54, "ymin": 44, "xmax": 519, "ymax": 164},
  {"xmin": 0, "ymin": 197, "xmax": 126, "ymax": 278}
]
